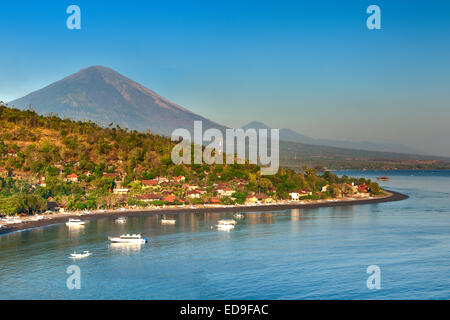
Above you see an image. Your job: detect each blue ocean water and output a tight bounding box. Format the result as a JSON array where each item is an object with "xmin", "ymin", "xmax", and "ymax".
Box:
[{"xmin": 0, "ymin": 170, "xmax": 449, "ymax": 299}]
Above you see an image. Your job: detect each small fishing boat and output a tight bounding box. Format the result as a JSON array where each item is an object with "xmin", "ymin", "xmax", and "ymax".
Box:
[
  {"xmin": 216, "ymin": 224, "xmax": 235, "ymax": 231},
  {"xmin": 161, "ymin": 218, "xmax": 176, "ymax": 224},
  {"xmin": 376, "ymin": 176, "xmax": 389, "ymax": 181},
  {"xmin": 161, "ymin": 215, "xmax": 176, "ymax": 224},
  {"xmin": 70, "ymin": 251, "xmax": 91, "ymax": 259},
  {"xmin": 31, "ymin": 215, "xmax": 44, "ymax": 221},
  {"xmin": 119, "ymin": 208, "xmax": 127, "ymax": 212},
  {"xmin": 218, "ymin": 219, "xmax": 237, "ymax": 225},
  {"xmin": 115, "ymin": 217, "xmax": 126, "ymax": 224},
  {"xmin": 108, "ymin": 234, "xmax": 148, "ymax": 244},
  {"xmin": 216, "ymin": 219, "xmax": 237, "ymax": 231},
  {"xmin": 66, "ymin": 218, "xmax": 85, "ymax": 226}
]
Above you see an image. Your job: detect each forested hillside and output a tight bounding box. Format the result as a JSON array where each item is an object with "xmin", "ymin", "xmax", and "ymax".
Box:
[{"xmin": 0, "ymin": 103, "xmax": 381, "ymax": 215}]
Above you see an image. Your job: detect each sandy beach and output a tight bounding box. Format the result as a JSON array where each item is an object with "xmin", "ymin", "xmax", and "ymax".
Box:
[{"xmin": 0, "ymin": 190, "xmax": 408, "ymax": 236}]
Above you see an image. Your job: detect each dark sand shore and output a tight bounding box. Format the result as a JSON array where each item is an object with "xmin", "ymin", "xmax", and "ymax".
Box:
[{"xmin": 0, "ymin": 190, "xmax": 408, "ymax": 236}]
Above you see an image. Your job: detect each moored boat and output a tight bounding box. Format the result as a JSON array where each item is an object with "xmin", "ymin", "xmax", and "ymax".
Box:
[
  {"xmin": 161, "ymin": 219, "xmax": 176, "ymax": 225},
  {"xmin": 70, "ymin": 251, "xmax": 91, "ymax": 259},
  {"xmin": 217, "ymin": 219, "xmax": 237, "ymax": 225},
  {"xmin": 115, "ymin": 217, "xmax": 126, "ymax": 223},
  {"xmin": 233, "ymin": 213, "xmax": 244, "ymax": 219},
  {"xmin": 66, "ymin": 218, "xmax": 85, "ymax": 226},
  {"xmin": 376, "ymin": 176, "xmax": 389, "ymax": 181},
  {"xmin": 108, "ymin": 234, "xmax": 148, "ymax": 244},
  {"xmin": 216, "ymin": 219, "xmax": 237, "ymax": 231}
]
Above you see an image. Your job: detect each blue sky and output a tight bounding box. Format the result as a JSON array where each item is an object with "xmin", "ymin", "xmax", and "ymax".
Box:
[{"xmin": 1, "ymin": 0, "xmax": 450, "ymax": 156}]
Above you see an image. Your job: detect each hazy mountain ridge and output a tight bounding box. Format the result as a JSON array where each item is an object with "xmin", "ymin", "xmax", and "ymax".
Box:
[{"xmin": 242, "ymin": 121, "xmax": 425, "ymax": 155}]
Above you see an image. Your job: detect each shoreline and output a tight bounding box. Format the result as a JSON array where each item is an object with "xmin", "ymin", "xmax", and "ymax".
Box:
[{"xmin": 0, "ymin": 190, "xmax": 408, "ymax": 236}]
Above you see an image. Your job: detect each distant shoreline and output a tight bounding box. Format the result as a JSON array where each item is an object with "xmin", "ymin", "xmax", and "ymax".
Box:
[{"xmin": 0, "ymin": 190, "xmax": 408, "ymax": 236}]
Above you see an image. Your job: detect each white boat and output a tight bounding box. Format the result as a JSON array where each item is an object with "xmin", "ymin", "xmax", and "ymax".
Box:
[
  {"xmin": 233, "ymin": 213, "xmax": 244, "ymax": 219},
  {"xmin": 119, "ymin": 208, "xmax": 126, "ymax": 212},
  {"xmin": 31, "ymin": 215, "xmax": 44, "ymax": 221},
  {"xmin": 216, "ymin": 219, "xmax": 237, "ymax": 231},
  {"xmin": 161, "ymin": 219, "xmax": 176, "ymax": 225},
  {"xmin": 216, "ymin": 224, "xmax": 235, "ymax": 231},
  {"xmin": 217, "ymin": 219, "xmax": 237, "ymax": 225},
  {"xmin": 82, "ymin": 210, "xmax": 92, "ymax": 214},
  {"xmin": 115, "ymin": 217, "xmax": 126, "ymax": 223},
  {"xmin": 66, "ymin": 218, "xmax": 85, "ymax": 226},
  {"xmin": 108, "ymin": 234, "xmax": 148, "ymax": 244},
  {"xmin": 70, "ymin": 251, "xmax": 91, "ymax": 259}
]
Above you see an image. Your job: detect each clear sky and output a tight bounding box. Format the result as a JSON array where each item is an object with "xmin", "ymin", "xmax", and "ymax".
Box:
[{"xmin": 1, "ymin": 0, "xmax": 450, "ymax": 156}]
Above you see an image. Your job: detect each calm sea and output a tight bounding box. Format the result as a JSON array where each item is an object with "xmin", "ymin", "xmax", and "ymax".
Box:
[{"xmin": 0, "ymin": 170, "xmax": 449, "ymax": 299}]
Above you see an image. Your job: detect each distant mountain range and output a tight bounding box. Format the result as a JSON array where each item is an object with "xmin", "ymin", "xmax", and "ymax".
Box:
[
  {"xmin": 242, "ymin": 121, "xmax": 426, "ymax": 155},
  {"xmin": 8, "ymin": 66, "xmax": 426, "ymax": 157},
  {"xmin": 9, "ymin": 66, "xmax": 226, "ymax": 136}
]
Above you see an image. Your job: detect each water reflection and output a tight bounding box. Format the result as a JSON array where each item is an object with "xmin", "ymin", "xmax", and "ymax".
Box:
[
  {"xmin": 67, "ymin": 224, "xmax": 85, "ymax": 236},
  {"xmin": 291, "ymin": 209, "xmax": 301, "ymax": 221},
  {"xmin": 109, "ymin": 243, "xmax": 144, "ymax": 254},
  {"xmin": 245, "ymin": 212, "xmax": 274, "ymax": 225}
]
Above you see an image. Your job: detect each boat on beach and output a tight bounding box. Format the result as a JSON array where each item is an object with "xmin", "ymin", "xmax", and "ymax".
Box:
[
  {"xmin": 2, "ymin": 217, "xmax": 23, "ymax": 224},
  {"xmin": 70, "ymin": 251, "xmax": 91, "ymax": 259},
  {"xmin": 108, "ymin": 234, "xmax": 148, "ymax": 244},
  {"xmin": 66, "ymin": 218, "xmax": 85, "ymax": 226}
]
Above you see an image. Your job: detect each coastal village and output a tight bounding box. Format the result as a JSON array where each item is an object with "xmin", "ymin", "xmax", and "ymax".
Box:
[
  {"xmin": 1, "ymin": 158, "xmax": 377, "ymax": 215},
  {"xmin": 0, "ymin": 105, "xmax": 382, "ymax": 229}
]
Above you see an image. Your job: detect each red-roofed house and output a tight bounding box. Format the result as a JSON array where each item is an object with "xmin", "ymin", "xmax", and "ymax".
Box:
[
  {"xmin": 103, "ymin": 172, "xmax": 120, "ymax": 179},
  {"xmin": 136, "ymin": 193, "xmax": 161, "ymax": 202},
  {"xmin": 299, "ymin": 189, "xmax": 312, "ymax": 197},
  {"xmin": 66, "ymin": 174, "xmax": 78, "ymax": 182},
  {"xmin": 246, "ymin": 195, "xmax": 258, "ymax": 204},
  {"xmin": 187, "ymin": 189, "xmax": 202, "ymax": 199},
  {"xmin": 173, "ymin": 176, "xmax": 186, "ymax": 182},
  {"xmin": 162, "ymin": 195, "xmax": 178, "ymax": 203},
  {"xmin": 209, "ymin": 197, "xmax": 221, "ymax": 204},
  {"xmin": 141, "ymin": 179, "xmax": 158, "ymax": 187}
]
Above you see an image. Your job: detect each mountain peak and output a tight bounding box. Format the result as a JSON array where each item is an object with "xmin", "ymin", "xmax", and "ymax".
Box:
[
  {"xmin": 9, "ymin": 66, "xmax": 226, "ymax": 135},
  {"xmin": 242, "ymin": 121, "xmax": 272, "ymax": 130}
]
